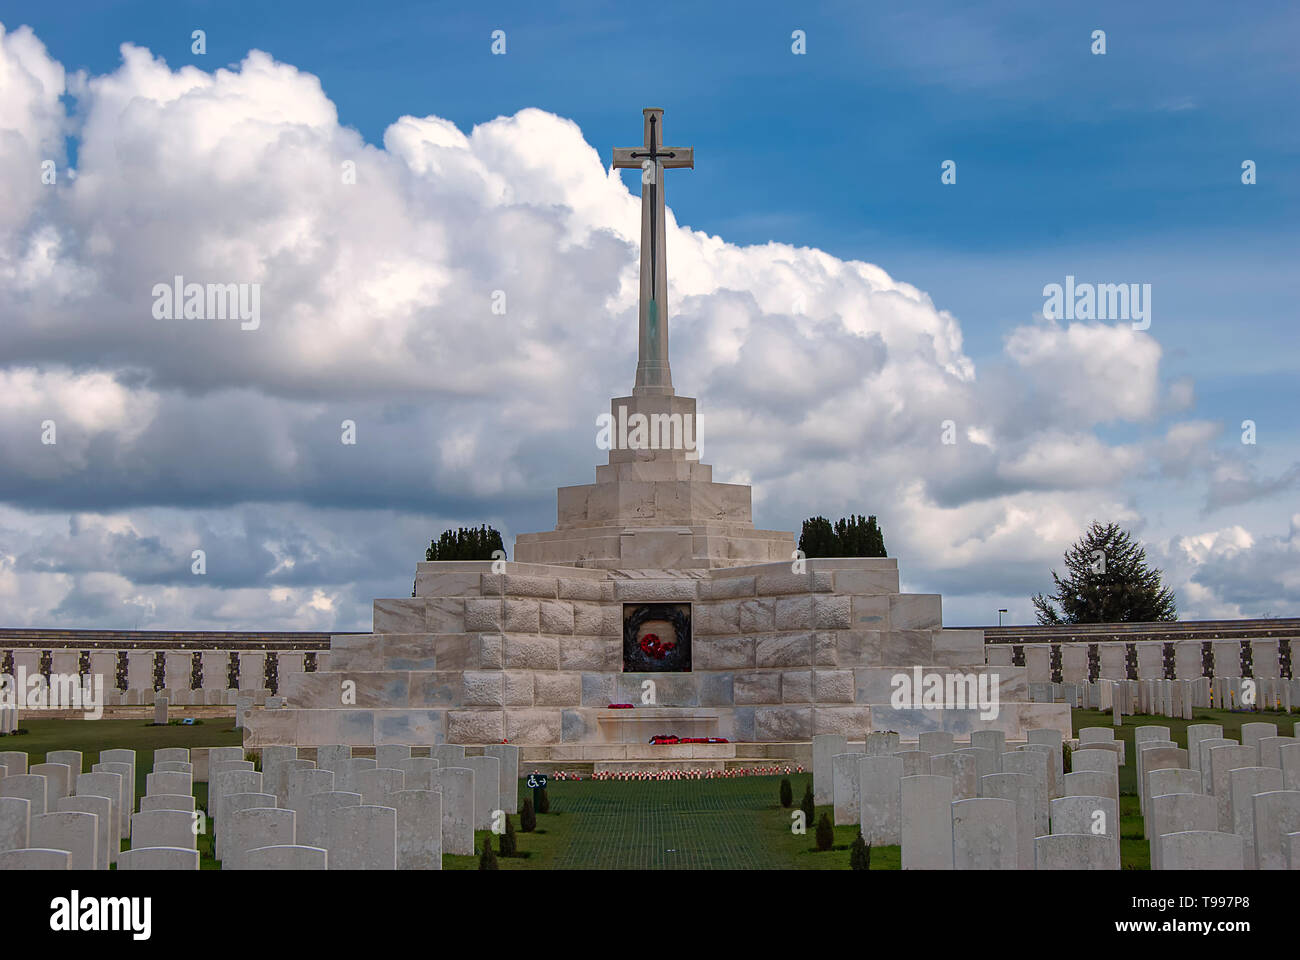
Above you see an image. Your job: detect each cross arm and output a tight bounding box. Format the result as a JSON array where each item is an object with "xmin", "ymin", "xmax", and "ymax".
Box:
[
  {"xmin": 660, "ymin": 147, "xmax": 694, "ymax": 169},
  {"xmin": 611, "ymin": 146, "xmax": 695, "ymax": 169},
  {"xmin": 612, "ymin": 147, "xmax": 643, "ymax": 169}
]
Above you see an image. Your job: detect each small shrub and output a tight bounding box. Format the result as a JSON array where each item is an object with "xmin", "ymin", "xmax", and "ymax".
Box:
[
  {"xmin": 849, "ymin": 831, "xmax": 871, "ymax": 870},
  {"xmin": 799, "ymin": 783, "xmax": 815, "ymax": 827},
  {"xmin": 1062, "ymin": 741, "xmax": 1072, "ymax": 774},
  {"xmin": 520, "ymin": 798, "xmax": 536, "ymax": 832},
  {"xmin": 499, "ymin": 814, "xmax": 517, "ymax": 857},
  {"xmin": 815, "ymin": 811, "xmax": 834, "ymax": 851},
  {"xmin": 537, "ymin": 786, "xmax": 550, "ymax": 815},
  {"xmin": 479, "ymin": 837, "xmax": 498, "ymax": 870},
  {"xmin": 779, "ymin": 778, "xmax": 793, "ymax": 808}
]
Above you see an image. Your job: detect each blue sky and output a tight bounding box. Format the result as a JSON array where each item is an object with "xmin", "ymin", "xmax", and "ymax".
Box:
[
  {"xmin": 25, "ymin": 0, "xmax": 1298, "ymax": 369},
  {"xmin": 0, "ymin": 0, "xmax": 1296, "ymax": 628}
]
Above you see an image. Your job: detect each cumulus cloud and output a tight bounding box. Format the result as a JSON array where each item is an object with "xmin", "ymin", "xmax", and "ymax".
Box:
[
  {"xmin": 1159, "ymin": 517, "xmax": 1300, "ymax": 618},
  {"xmin": 0, "ymin": 27, "xmax": 1292, "ymax": 629}
]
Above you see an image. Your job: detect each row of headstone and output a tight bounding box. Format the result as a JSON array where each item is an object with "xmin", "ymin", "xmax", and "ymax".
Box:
[
  {"xmin": 1111, "ymin": 722, "xmax": 1300, "ymax": 870},
  {"xmin": 814, "ymin": 727, "xmax": 1299, "ymax": 869},
  {"xmin": 2, "ymin": 742, "xmax": 522, "ymax": 869},
  {"xmin": 0, "ymin": 746, "xmax": 138, "ymax": 869},
  {"xmin": 895, "ymin": 772, "xmax": 1122, "ymax": 869}
]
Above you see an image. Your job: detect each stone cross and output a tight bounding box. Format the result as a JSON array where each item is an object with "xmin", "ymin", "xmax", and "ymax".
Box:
[{"xmin": 613, "ymin": 108, "xmax": 694, "ymax": 397}]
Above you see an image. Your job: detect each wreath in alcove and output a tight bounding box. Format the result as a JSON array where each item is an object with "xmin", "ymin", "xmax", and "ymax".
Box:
[{"xmin": 622, "ymin": 604, "xmax": 692, "ymax": 673}]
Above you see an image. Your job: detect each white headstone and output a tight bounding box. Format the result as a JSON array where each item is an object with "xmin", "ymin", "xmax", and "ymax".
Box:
[
  {"xmin": 56, "ymin": 794, "xmax": 111, "ymax": 871},
  {"xmin": 394, "ymin": 757, "xmax": 439, "ymax": 792},
  {"xmin": 140, "ymin": 794, "xmax": 194, "ymax": 812},
  {"xmin": 131, "ymin": 808, "xmax": 197, "ymax": 851},
  {"xmin": 917, "ymin": 731, "xmax": 954, "ymax": 756},
  {"xmin": 1034, "ymin": 833, "xmax": 1114, "ymax": 869},
  {"xmin": 117, "ymin": 846, "xmax": 199, "ymax": 870},
  {"xmin": 483, "ymin": 743, "xmax": 520, "ymax": 814},
  {"xmin": 857, "ymin": 755, "xmax": 902, "ymax": 845},
  {"xmin": 374, "ymin": 745, "xmax": 411, "ymax": 770},
  {"xmin": 951, "ymin": 797, "xmax": 1017, "ymax": 870},
  {"xmin": 1209, "ymin": 744, "xmax": 1259, "ymax": 830},
  {"xmin": 0, "ymin": 847, "xmax": 70, "ymax": 869},
  {"xmin": 326, "ymin": 804, "xmax": 396, "ymax": 870},
  {"xmin": 929, "ymin": 753, "xmax": 977, "ymax": 800},
  {"xmin": 430, "ymin": 768, "xmax": 474, "ymax": 856},
  {"xmin": 146, "ymin": 771, "xmax": 192, "ymax": 797},
  {"xmin": 29, "ymin": 763, "xmax": 72, "ymax": 810},
  {"xmin": 1160, "ymin": 830, "xmax": 1245, "ymax": 870},
  {"xmin": 225, "ymin": 807, "xmax": 295, "ymax": 871},
  {"xmin": 300, "ymin": 791, "xmax": 361, "ymax": 852},
  {"xmin": 1049, "ymin": 795, "xmax": 1119, "ymax": 868},
  {"xmin": 832, "ymin": 753, "xmax": 862, "ymax": 824},
  {"xmin": 0, "ymin": 752, "xmax": 28, "ymax": 777},
  {"xmin": 244, "ymin": 844, "xmax": 327, "ymax": 870},
  {"xmin": 1148, "ymin": 792, "xmax": 1216, "ymax": 869},
  {"xmin": 0, "ymin": 795, "xmax": 29, "ymax": 853},
  {"xmin": 463, "ymin": 756, "xmax": 500, "ymax": 831},
  {"xmin": 1251, "ymin": 790, "xmax": 1300, "ymax": 871},
  {"xmin": 356, "ymin": 768, "xmax": 406, "ymax": 808},
  {"xmin": 901, "ymin": 775, "xmax": 953, "ymax": 870},
  {"xmin": 29, "ymin": 811, "xmax": 98, "ymax": 870},
  {"xmin": 1000, "ymin": 751, "xmax": 1049, "ymax": 836},
  {"xmin": 1230, "ymin": 766, "xmax": 1283, "ymax": 869},
  {"xmin": 216, "ymin": 792, "xmax": 276, "ymax": 860},
  {"xmin": 979, "ymin": 772, "xmax": 1036, "ymax": 870},
  {"xmin": 812, "ymin": 734, "xmax": 848, "ymax": 806},
  {"xmin": 394, "ymin": 789, "xmax": 442, "ymax": 870},
  {"xmin": 73, "ymin": 771, "xmax": 122, "ymax": 864}
]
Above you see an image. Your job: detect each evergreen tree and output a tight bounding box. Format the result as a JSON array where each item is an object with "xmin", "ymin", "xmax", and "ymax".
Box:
[
  {"xmin": 798, "ymin": 516, "xmax": 837, "ymax": 558},
  {"xmin": 499, "ymin": 814, "xmax": 517, "ymax": 857},
  {"xmin": 479, "ymin": 836, "xmax": 498, "ymax": 870},
  {"xmin": 815, "ymin": 811, "xmax": 835, "ymax": 851},
  {"xmin": 799, "ymin": 783, "xmax": 816, "ymax": 829},
  {"xmin": 536, "ymin": 786, "xmax": 550, "ymax": 815},
  {"xmin": 779, "ymin": 777, "xmax": 793, "ymax": 809},
  {"xmin": 520, "ymin": 798, "xmax": 536, "ymax": 832},
  {"xmin": 798, "ymin": 514, "xmax": 887, "ymax": 558},
  {"xmin": 849, "ymin": 831, "xmax": 871, "ymax": 870},
  {"xmin": 1032, "ymin": 521, "xmax": 1176, "ymax": 624},
  {"xmin": 425, "ymin": 524, "xmax": 506, "ymax": 562}
]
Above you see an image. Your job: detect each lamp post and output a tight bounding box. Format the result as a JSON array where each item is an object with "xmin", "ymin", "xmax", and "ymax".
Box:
[{"xmin": 997, "ymin": 608, "xmax": 1008, "ymax": 627}]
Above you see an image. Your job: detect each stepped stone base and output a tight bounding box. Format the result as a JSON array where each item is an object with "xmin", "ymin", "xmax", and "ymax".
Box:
[{"xmin": 244, "ymin": 557, "xmax": 1071, "ymax": 750}]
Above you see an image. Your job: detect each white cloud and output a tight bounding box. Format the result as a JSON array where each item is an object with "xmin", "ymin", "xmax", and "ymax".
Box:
[{"xmin": 0, "ymin": 27, "xmax": 1292, "ymax": 629}]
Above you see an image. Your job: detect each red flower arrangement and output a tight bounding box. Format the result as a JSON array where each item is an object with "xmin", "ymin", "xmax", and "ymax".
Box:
[
  {"xmin": 607, "ymin": 703, "xmax": 634, "ymax": 709},
  {"xmin": 585, "ymin": 765, "xmax": 799, "ymax": 781},
  {"xmin": 638, "ymin": 632, "xmax": 676, "ymax": 660}
]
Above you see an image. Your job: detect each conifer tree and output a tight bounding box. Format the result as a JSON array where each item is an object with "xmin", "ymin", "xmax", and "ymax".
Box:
[{"xmin": 1032, "ymin": 521, "xmax": 1176, "ymax": 624}]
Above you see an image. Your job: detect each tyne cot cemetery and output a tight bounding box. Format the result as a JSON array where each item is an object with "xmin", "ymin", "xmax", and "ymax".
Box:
[{"xmin": 0, "ymin": 10, "xmax": 1294, "ymax": 939}]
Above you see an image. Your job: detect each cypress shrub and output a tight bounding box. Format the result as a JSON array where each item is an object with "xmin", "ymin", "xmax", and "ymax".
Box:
[
  {"xmin": 849, "ymin": 831, "xmax": 871, "ymax": 870},
  {"xmin": 815, "ymin": 812, "xmax": 834, "ymax": 851},
  {"xmin": 520, "ymin": 798, "xmax": 536, "ymax": 832},
  {"xmin": 499, "ymin": 814, "xmax": 517, "ymax": 857},
  {"xmin": 799, "ymin": 783, "xmax": 815, "ymax": 828},
  {"xmin": 537, "ymin": 786, "xmax": 550, "ymax": 814},
  {"xmin": 479, "ymin": 837, "xmax": 498, "ymax": 870},
  {"xmin": 779, "ymin": 778, "xmax": 793, "ymax": 808}
]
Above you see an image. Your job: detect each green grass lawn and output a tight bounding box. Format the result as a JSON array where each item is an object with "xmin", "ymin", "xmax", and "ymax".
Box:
[
  {"xmin": 9, "ymin": 707, "xmax": 1294, "ymax": 870},
  {"xmin": 444, "ymin": 773, "xmax": 894, "ymax": 870}
]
